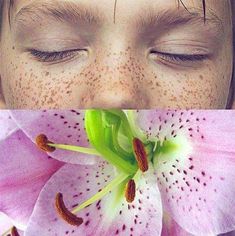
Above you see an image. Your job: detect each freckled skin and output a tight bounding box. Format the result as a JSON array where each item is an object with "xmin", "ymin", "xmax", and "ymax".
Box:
[{"xmin": 0, "ymin": 0, "xmax": 233, "ymax": 109}]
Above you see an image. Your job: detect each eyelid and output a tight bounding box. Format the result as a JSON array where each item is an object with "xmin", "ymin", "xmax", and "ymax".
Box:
[
  {"xmin": 151, "ymin": 41, "xmax": 213, "ymax": 55},
  {"xmin": 149, "ymin": 50, "xmax": 210, "ymax": 68},
  {"xmin": 28, "ymin": 48, "xmax": 88, "ymax": 63},
  {"xmin": 150, "ymin": 50, "xmax": 210, "ymax": 60},
  {"xmin": 18, "ymin": 37, "xmax": 89, "ymax": 52}
]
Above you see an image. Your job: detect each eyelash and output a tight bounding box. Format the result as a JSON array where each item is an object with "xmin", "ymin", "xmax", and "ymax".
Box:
[
  {"xmin": 29, "ymin": 49, "xmax": 85, "ymax": 63},
  {"xmin": 150, "ymin": 51, "xmax": 209, "ymax": 63},
  {"xmin": 29, "ymin": 49, "xmax": 209, "ymax": 65}
]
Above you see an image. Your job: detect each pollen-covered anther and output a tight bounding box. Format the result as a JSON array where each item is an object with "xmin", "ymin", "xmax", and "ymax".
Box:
[
  {"xmin": 133, "ymin": 138, "xmax": 149, "ymax": 172},
  {"xmin": 36, "ymin": 134, "xmax": 56, "ymax": 152},
  {"xmin": 125, "ymin": 179, "xmax": 136, "ymax": 203},
  {"xmin": 11, "ymin": 226, "xmax": 20, "ymax": 236},
  {"xmin": 55, "ymin": 193, "xmax": 83, "ymax": 226}
]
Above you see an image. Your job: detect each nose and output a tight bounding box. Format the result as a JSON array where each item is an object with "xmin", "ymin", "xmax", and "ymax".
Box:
[
  {"xmin": 82, "ymin": 79, "xmax": 149, "ymax": 108},
  {"xmin": 80, "ymin": 48, "xmax": 150, "ymax": 109},
  {"xmin": 87, "ymin": 82, "xmax": 148, "ymax": 109}
]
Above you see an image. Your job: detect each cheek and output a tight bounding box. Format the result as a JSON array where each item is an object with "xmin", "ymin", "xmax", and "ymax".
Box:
[
  {"xmin": 2, "ymin": 58, "xmax": 88, "ymax": 109},
  {"xmin": 145, "ymin": 63, "xmax": 230, "ymax": 109}
]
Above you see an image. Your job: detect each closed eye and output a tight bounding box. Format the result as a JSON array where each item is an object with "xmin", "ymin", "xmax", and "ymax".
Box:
[
  {"xmin": 28, "ymin": 49, "xmax": 88, "ymax": 63},
  {"xmin": 150, "ymin": 50, "xmax": 210, "ymax": 63}
]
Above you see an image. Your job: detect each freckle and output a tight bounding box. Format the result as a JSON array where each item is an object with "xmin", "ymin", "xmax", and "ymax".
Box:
[
  {"xmin": 199, "ymin": 75, "xmax": 203, "ymax": 79},
  {"xmin": 12, "ymin": 46, "xmax": 15, "ymax": 50},
  {"xmin": 45, "ymin": 72, "xmax": 50, "ymax": 76}
]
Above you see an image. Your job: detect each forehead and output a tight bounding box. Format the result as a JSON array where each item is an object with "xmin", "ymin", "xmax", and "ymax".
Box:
[{"xmin": 11, "ymin": 0, "xmax": 231, "ymax": 23}]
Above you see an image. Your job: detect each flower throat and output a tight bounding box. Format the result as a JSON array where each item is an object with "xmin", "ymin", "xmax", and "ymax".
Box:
[{"xmin": 36, "ymin": 110, "xmax": 158, "ymax": 227}]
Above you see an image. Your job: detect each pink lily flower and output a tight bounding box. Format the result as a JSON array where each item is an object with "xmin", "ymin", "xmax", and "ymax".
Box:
[
  {"xmin": 1, "ymin": 110, "xmax": 235, "ymax": 236},
  {"xmin": 0, "ymin": 110, "xmax": 96, "ymax": 232}
]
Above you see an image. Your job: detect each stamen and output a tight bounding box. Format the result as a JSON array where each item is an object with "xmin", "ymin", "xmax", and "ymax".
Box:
[
  {"xmin": 36, "ymin": 134, "xmax": 56, "ymax": 152},
  {"xmin": 125, "ymin": 179, "xmax": 136, "ymax": 203},
  {"xmin": 71, "ymin": 173, "xmax": 128, "ymax": 214},
  {"xmin": 55, "ymin": 193, "xmax": 83, "ymax": 226},
  {"xmin": 133, "ymin": 138, "xmax": 149, "ymax": 172},
  {"xmin": 47, "ymin": 143, "xmax": 101, "ymax": 156},
  {"xmin": 11, "ymin": 227, "xmax": 20, "ymax": 236}
]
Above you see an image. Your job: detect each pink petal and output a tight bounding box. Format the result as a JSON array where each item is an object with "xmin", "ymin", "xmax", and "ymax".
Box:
[
  {"xmin": 26, "ymin": 162, "xmax": 162, "ymax": 236},
  {"xmin": 11, "ymin": 110, "xmax": 98, "ymax": 164},
  {"xmin": 137, "ymin": 111, "xmax": 235, "ymax": 235},
  {"xmin": 0, "ymin": 212, "xmax": 14, "ymax": 234},
  {"xmin": 0, "ymin": 111, "xmax": 18, "ymax": 141},
  {"xmin": 161, "ymin": 212, "xmax": 193, "ymax": 236},
  {"xmin": 0, "ymin": 213, "xmax": 24, "ymax": 235},
  {"xmin": 136, "ymin": 110, "xmax": 235, "ymax": 151},
  {"xmin": 220, "ymin": 232, "xmax": 235, "ymax": 236},
  {"xmin": 0, "ymin": 130, "xmax": 63, "ymax": 227}
]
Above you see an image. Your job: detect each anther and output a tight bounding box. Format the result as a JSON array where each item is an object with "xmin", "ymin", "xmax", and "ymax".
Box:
[
  {"xmin": 55, "ymin": 193, "xmax": 83, "ymax": 226},
  {"xmin": 133, "ymin": 138, "xmax": 149, "ymax": 172},
  {"xmin": 125, "ymin": 179, "xmax": 136, "ymax": 203},
  {"xmin": 36, "ymin": 134, "xmax": 56, "ymax": 152},
  {"xmin": 11, "ymin": 226, "xmax": 20, "ymax": 236}
]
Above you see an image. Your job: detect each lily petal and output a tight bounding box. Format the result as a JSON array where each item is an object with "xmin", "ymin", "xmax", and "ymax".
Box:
[
  {"xmin": 26, "ymin": 161, "xmax": 162, "ymax": 236},
  {"xmin": 0, "ymin": 111, "xmax": 18, "ymax": 141},
  {"xmin": 136, "ymin": 110, "xmax": 235, "ymax": 151},
  {"xmin": 0, "ymin": 213, "xmax": 24, "ymax": 235},
  {"xmin": 137, "ymin": 110, "xmax": 235, "ymax": 235},
  {"xmin": 0, "ymin": 212, "xmax": 14, "ymax": 234},
  {"xmin": 11, "ymin": 110, "xmax": 98, "ymax": 164},
  {"xmin": 220, "ymin": 231, "xmax": 235, "ymax": 236},
  {"xmin": 0, "ymin": 130, "xmax": 63, "ymax": 227},
  {"xmin": 161, "ymin": 212, "xmax": 193, "ymax": 236}
]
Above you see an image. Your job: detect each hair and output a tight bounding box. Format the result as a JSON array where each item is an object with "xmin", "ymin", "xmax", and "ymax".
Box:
[
  {"xmin": 0, "ymin": 0, "xmax": 215, "ymax": 32},
  {"xmin": 0, "ymin": 1, "xmax": 4, "ymax": 33},
  {"xmin": 227, "ymin": 0, "xmax": 235, "ymax": 107}
]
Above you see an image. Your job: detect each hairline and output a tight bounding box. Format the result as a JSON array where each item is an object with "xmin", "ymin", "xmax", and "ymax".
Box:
[{"xmin": 0, "ymin": 0, "xmax": 221, "ymax": 29}]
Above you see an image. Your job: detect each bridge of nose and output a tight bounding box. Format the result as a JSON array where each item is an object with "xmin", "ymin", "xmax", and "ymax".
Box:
[{"xmin": 79, "ymin": 43, "xmax": 150, "ymax": 108}]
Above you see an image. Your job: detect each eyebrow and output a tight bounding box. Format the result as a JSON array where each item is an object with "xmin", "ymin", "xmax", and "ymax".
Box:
[
  {"xmin": 12, "ymin": 1, "xmax": 225, "ymax": 40},
  {"xmin": 13, "ymin": 1, "xmax": 103, "ymax": 27},
  {"xmin": 135, "ymin": 7, "xmax": 224, "ymax": 35}
]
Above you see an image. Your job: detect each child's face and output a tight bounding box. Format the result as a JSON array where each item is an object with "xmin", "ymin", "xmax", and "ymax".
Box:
[{"xmin": 0, "ymin": 0, "xmax": 233, "ymax": 109}]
